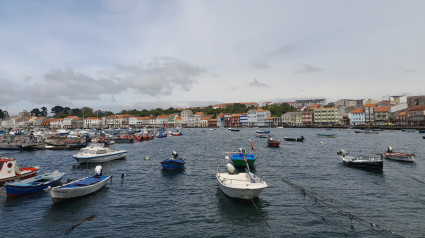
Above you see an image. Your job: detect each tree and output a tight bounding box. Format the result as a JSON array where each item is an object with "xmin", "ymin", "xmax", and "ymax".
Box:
[
  {"xmin": 324, "ymin": 102, "xmax": 336, "ymax": 108},
  {"xmin": 41, "ymin": 107, "xmax": 48, "ymax": 116},
  {"xmin": 51, "ymin": 106, "xmax": 64, "ymax": 114},
  {"xmin": 31, "ymin": 108, "xmax": 42, "ymax": 116}
]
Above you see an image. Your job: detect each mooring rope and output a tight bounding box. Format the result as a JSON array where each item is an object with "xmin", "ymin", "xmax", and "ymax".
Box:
[
  {"xmin": 249, "ymin": 197, "xmax": 271, "ymax": 228},
  {"xmin": 385, "ymin": 162, "xmax": 425, "ymax": 185},
  {"xmin": 281, "ymin": 178, "xmax": 415, "ymax": 238}
]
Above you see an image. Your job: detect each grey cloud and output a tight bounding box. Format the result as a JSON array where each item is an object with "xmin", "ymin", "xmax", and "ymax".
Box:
[
  {"xmin": 296, "ymin": 64, "xmax": 322, "ymax": 74},
  {"xmin": 0, "ymin": 78, "xmax": 19, "ymax": 106},
  {"xmin": 250, "ymin": 61, "xmax": 269, "ymax": 70},
  {"xmin": 405, "ymin": 69, "xmax": 418, "ymax": 73},
  {"xmin": 266, "ymin": 45, "xmax": 296, "ymax": 56},
  {"xmin": 22, "ymin": 67, "xmax": 123, "ymax": 104},
  {"xmin": 249, "ymin": 78, "xmax": 268, "ymax": 88},
  {"xmin": 116, "ymin": 57, "xmax": 205, "ymax": 96}
]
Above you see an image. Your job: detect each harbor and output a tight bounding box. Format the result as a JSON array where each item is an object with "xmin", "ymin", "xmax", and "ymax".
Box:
[{"xmin": 1, "ymin": 127, "xmax": 425, "ymax": 237}]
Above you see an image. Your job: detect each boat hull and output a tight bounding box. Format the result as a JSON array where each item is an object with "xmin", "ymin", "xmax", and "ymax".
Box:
[
  {"xmin": 161, "ymin": 159, "xmax": 185, "ymax": 170},
  {"xmin": 216, "ymin": 173, "xmax": 268, "ymax": 199},
  {"xmin": 73, "ymin": 151, "xmax": 128, "ymax": 163},
  {"xmin": 5, "ymin": 172, "xmax": 65, "ymax": 198},
  {"xmin": 231, "ymin": 154, "xmax": 256, "ymax": 167},
  {"xmin": 50, "ymin": 175, "xmax": 110, "ymax": 203},
  {"xmin": 382, "ymin": 152, "xmax": 415, "ymax": 162},
  {"xmin": 284, "ymin": 137, "xmax": 304, "ymax": 142},
  {"xmin": 267, "ymin": 141, "xmax": 280, "ymax": 147},
  {"xmin": 0, "ymin": 168, "xmax": 39, "ymax": 185}
]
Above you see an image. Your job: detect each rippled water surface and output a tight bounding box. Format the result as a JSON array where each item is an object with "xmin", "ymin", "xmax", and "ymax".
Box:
[{"xmin": 1, "ymin": 128, "xmax": 425, "ymax": 237}]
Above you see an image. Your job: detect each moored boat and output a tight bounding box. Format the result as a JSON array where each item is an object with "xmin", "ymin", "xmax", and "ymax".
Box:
[
  {"xmin": 231, "ymin": 148, "xmax": 256, "ymax": 167},
  {"xmin": 267, "ymin": 135, "xmax": 280, "ymax": 147},
  {"xmin": 0, "ymin": 157, "xmax": 39, "ymax": 185},
  {"xmin": 317, "ymin": 133, "xmax": 337, "ymax": 138},
  {"xmin": 216, "ymin": 158, "xmax": 268, "ymax": 199},
  {"xmin": 284, "ymin": 136, "xmax": 305, "ymax": 142},
  {"xmin": 255, "ymin": 130, "xmax": 270, "ymax": 138},
  {"xmin": 160, "ymin": 151, "xmax": 186, "ymax": 170},
  {"xmin": 49, "ymin": 165, "xmax": 110, "ymax": 204},
  {"xmin": 73, "ymin": 143, "xmax": 128, "ymax": 163},
  {"xmin": 337, "ymin": 149, "xmax": 383, "ymax": 170},
  {"xmin": 5, "ymin": 171, "xmax": 65, "ymax": 198},
  {"xmin": 381, "ymin": 147, "xmax": 415, "ymax": 162}
]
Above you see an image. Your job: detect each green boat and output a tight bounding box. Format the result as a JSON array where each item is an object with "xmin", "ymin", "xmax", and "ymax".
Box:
[{"xmin": 231, "ymin": 148, "xmax": 256, "ymax": 166}]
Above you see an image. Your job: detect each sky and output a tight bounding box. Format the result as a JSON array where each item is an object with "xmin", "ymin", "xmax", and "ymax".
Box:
[{"xmin": 1, "ymin": 0, "xmax": 424, "ymax": 115}]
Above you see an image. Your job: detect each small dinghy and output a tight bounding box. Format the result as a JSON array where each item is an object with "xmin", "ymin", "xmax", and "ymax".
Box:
[
  {"xmin": 216, "ymin": 156, "xmax": 268, "ymax": 199},
  {"xmin": 267, "ymin": 135, "xmax": 280, "ymax": 147},
  {"xmin": 49, "ymin": 165, "xmax": 110, "ymax": 204},
  {"xmin": 5, "ymin": 171, "xmax": 65, "ymax": 198},
  {"xmin": 381, "ymin": 146, "xmax": 415, "ymax": 162},
  {"xmin": 160, "ymin": 151, "xmax": 186, "ymax": 170},
  {"xmin": 337, "ymin": 149, "xmax": 383, "ymax": 170}
]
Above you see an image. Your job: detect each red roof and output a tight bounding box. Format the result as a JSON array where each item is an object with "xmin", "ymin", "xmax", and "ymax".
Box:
[
  {"xmin": 409, "ymin": 105, "xmax": 425, "ymax": 111},
  {"xmin": 375, "ymin": 106, "xmax": 389, "ymax": 112},
  {"xmin": 351, "ymin": 108, "xmax": 365, "ymax": 113}
]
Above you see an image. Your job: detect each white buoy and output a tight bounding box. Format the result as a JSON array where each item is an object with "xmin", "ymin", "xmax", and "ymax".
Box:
[
  {"xmin": 320, "ymin": 141, "xmax": 323, "ymax": 144},
  {"xmin": 225, "ymin": 163, "xmax": 236, "ymax": 174},
  {"xmin": 145, "ymin": 156, "xmax": 149, "ymax": 160}
]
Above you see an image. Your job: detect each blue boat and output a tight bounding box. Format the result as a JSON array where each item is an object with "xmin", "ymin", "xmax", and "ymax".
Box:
[
  {"xmin": 161, "ymin": 151, "xmax": 185, "ymax": 170},
  {"xmin": 5, "ymin": 171, "xmax": 65, "ymax": 198},
  {"xmin": 231, "ymin": 148, "xmax": 256, "ymax": 167}
]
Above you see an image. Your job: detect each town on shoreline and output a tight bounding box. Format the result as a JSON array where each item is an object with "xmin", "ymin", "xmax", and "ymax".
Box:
[{"xmin": 1, "ymin": 95, "xmax": 425, "ymax": 131}]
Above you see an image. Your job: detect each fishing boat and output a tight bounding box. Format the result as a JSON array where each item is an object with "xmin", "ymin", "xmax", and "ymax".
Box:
[
  {"xmin": 256, "ymin": 130, "xmax": 270, "ymax": 138},
  {"xmin": 111, "ymin": 132, "xmax": 135, "ymax": 143},
  {"xmin": 317, "ymin": 133, "xmax": 337, "ymax": 138},
  {"xmin": 5, "ymin": 171, "xmax": 65, "ymax": 198},
  {"xmin": 160, "ymin": 151, "xmax": 186, "ymax": 170},
  {"xmin": 231, "ymin": 148, "xmax": 256, "ymax": 166},
  {"xmin": 216, "ymin": 157, "xmax": 268, "ymax": 199},
  {"xmin": 0, "ymin": 157, "xmax": 39, "ymax": 185},
  {"xmin": 284, "ymin": 136, "xmax": 305, "ymax": 142},
  {"xmin": 230, "ymin": 128, "xmax": 240, "ymax": 132},
  {"xmin": 73, "ymin": 143, "xmax": 128, "ymax": 163},
  {"xmin": 267, "ymin": 135, "xmax": 280, "ymax": 147},
  {"xmin": 337, "ymin": 149, "xmax": 383, "ymax": 170},
  {"xmin": 49, "ymin": 165, "xmax": 111, "ymax": 204},
  {"xmin": 381, "ymin": 147, "xmax": 415, "ymax": 162}
]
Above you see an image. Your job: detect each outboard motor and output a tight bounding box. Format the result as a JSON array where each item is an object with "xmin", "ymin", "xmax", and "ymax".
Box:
[
  {"xmin": 387, "ymin": 146, "xmax": 393, "ymax": 153},
  {"xmin": 225, "ymin": 163, "xmax": 236, "ymax": 174},
  {"xmin": 172, "ymin": 151, "xmax": 178, "ymax": 159},
  {"xmin": 337, "ymin": 149, "xmax": 347, "ymax": 157},
  {"xmin": 95, "ymin": 165, "xmax": 103, "ymax": 177}
]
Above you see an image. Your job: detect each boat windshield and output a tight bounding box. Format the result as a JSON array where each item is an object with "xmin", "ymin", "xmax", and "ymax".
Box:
[{"xmin": 96, "ymin": 150, "xmax": 107, "ymax": 154}]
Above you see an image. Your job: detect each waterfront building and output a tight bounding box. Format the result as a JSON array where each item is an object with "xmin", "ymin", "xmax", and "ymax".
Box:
[
  {"xmin": 364, "ymin": 104, "xmax": 377, "ymax": 125},
  {"xmin": 200, "ymin": 117, "xmax": 209, "ymax": 127},
  {"xmin": 194, "ymin": 112, "xmax": 204, "ymax": 127},
  {"xmin": 216, "ymin": 114, "xmax": 224, "ymax": 128},
  {"xmin": 396, "ymin": 111, "xmax": 408, "ymax": 126},
  {"xmin": 313, "ymin": 107, "xmax": 339, "ymax": 125},
  {"xmin": 240, "ymin": 113, "xmax": 248, "ymax": 127},
  {"xmin": 174, "ymin": 116, "xmax": 182, "ymax": 128},
  {"xmin": 407, "ymin": 96, "xmax": 425, "ymax": 108},
  {"xmin": 408, "ymin": 105, "xmax": 425, "ymax": 126},
  {"xmin": 374, "ymin": 106, "xmax": 391, "ymax": 125},
  {"xmin": 349, "ymin": 108, "xmax": 365, "ymax": 125},
  {"xmin": 296, "ymin": 99, "xmax": 326, "ymax": 108},
  {"xmin": 336, "ymin": 99, "xmax": 363, "ymax": 107},
  {"xmin": 302, "ymin": 111, "xmax": 313, "ymax": 124},
  {"xmin": 223, "ymin": 114, "xmax": 232, "ymax": 128},
  {"xmin": 208, "ymin": 118, "xmax": 217, "ymax": 127},
  {"xmin": 84, "ymin": 117, "xmax": 102, "ymax": 128},
  {"xmin": 181, "ymin": 109, "xmax": 193, "ymax": 127},
  {"xmin": 230, "ymin": 114, "xmax": 241, "ymax": 127}
]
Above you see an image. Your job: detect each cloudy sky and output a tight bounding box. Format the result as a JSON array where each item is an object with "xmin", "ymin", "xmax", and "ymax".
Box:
[{"xmin": 1, "ymin": 0, "xmax": 424, "ymax": 114}]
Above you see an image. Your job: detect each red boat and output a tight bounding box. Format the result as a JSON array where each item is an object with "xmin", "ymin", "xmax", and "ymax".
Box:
[
  {"xmin": 0, "ymin": 157, "xmax": 39, "ymax": 185},
  {"xmin": 267, "ymin": 136, "xmax": 280, "ymax": 147}
]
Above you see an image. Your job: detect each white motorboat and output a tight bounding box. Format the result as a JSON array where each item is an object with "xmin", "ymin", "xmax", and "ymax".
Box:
[
  {"xmin": 216, "ymin": 157, "xmax": 268, "ymax": 199},
  {"xmin": 50, "ymin": 165, "xmax": 110, "ymax": 203},
  {"xmin": 381, "ymin": 147, "xmax": 415, "ymax": 162},
  {"xmin": 72, "ymin": 143, "xmax": 127, "ymax": 163}
]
